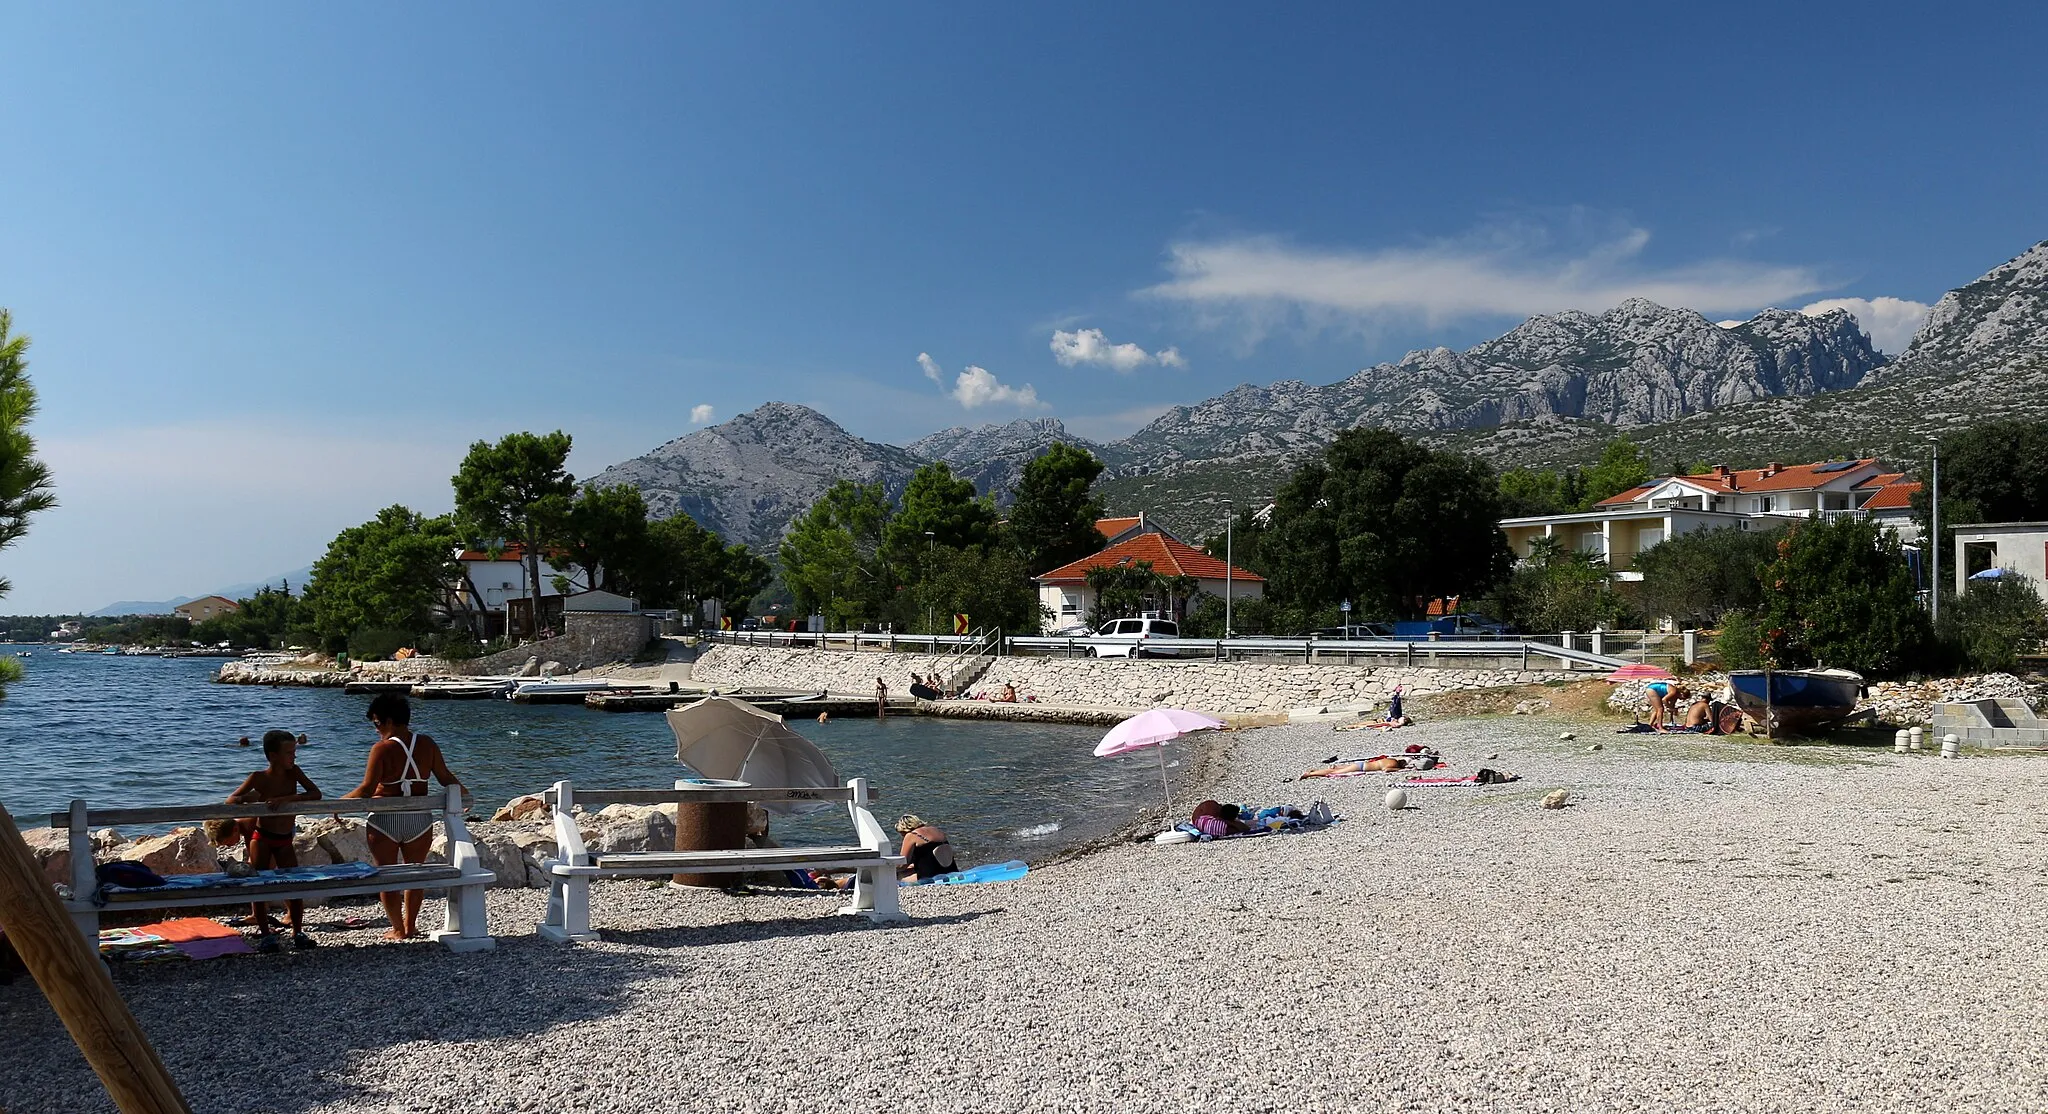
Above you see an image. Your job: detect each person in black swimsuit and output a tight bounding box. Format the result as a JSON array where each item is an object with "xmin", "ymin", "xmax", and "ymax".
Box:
[{"xmin": 895, "ymin": 814, "xmax": 959, "ymax": 882}]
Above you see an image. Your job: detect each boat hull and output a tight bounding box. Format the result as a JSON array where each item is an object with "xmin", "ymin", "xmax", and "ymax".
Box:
[{"xmin": 1729, "ymin": 670, "xmax": 1864, "ymax": 735}]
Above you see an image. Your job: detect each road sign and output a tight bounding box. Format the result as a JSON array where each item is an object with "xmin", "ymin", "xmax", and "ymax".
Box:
[
  {"xmin": 719, "ymin": 615, "xmax": 733, "ymax": 630},
  {"xmin": 952, "ymin": 613, "xmax": 969, "ymax": 635}
]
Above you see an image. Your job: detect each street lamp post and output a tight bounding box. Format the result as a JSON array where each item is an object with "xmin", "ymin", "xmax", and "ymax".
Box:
[
  {"xmin": 1223, "ymin": 510, "xmax": 1234, "ymax": 637},
  {"xmin": 1930, "ymin": 441, "xmax": 1941, "ymax": 621},
  {"xmin": 923, "ymin": 531, "xmax": 936, "ymax": 634}
]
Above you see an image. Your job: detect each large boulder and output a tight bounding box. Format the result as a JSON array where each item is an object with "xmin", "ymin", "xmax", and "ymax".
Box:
[
  {"xmin": 300, "ymin": 817, "xmax": 372, "ymax": 865},
  {"xmin": 590, "ymin": 803, "xmax": 675, "ymax": 854},
  {"xmin": 20, "ymin": 827, "xmax": 73, "ymax": 886},
  {"xmin": 517, "ymin": 656, "xmax": 542, "ymax": 678},
  {"xmin": 492, "ymin": 794, "xmax": 547, "ymax": 822},
  {"xmin": 126, "ymin": 827, "xmax": 220, "ymax": 876}
]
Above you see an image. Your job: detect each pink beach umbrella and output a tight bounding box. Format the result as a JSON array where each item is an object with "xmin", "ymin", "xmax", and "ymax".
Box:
[
  {"xmin": 1095, "ymin": 707, "xmax": 1226, "ymax": 806},
  {"xmin": 1603, "ymin": 662, "xmax": 1675, "ymax": 683}
]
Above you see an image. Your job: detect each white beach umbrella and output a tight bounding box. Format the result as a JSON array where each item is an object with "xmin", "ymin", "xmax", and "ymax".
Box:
[{"xmin": 666, "ymin": 696, "xmax": 839, "ymax": 815}]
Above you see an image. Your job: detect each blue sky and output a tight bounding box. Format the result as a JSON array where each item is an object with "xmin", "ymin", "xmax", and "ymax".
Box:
[{"xmin": 3, "ymin": 3, "xmax": 2044, "ymax": 612}]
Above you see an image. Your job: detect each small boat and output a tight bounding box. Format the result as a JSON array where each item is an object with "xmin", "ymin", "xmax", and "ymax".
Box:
[
  {"xmin": 508, "ymin": 679, "xmax": 631, "ymax": 703},
  {"xmin": 413, "ymin": 679, "xmax": 517, "ymax": 700},
  {"xmin": 1728, "ymin": 668, "xmax": 1866, "ymax": 737}
]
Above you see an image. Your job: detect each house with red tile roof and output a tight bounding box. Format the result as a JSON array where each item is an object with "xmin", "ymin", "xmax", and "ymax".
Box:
[
  {"xmin": 1499, "ymin": 458, "xmax": 1924, "ymax": 580},
  {"xmin": 1035, "ymin": 532, "xmax": 1262, "ymax": 627},
  {"xmin": 1094, "ymin": 512, "xmax": 1175, "ymax": 546},
  {"xmin": 449, "ymin": 544, "xmax": 578, "ymax": 638}
]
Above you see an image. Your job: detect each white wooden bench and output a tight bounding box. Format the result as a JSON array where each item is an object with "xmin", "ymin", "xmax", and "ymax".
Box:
[
  {"xmin": 53, "ymin": 785, "xmax": 496, "ymax": 953},
  {"xmin": 537, "ymin": 777, "xmax": 906, "ymax": 943}
]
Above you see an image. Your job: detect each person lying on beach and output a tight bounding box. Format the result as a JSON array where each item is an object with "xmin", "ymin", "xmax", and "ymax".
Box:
[
  {"xmin": 226, "ymin": 729, "xmax": 323, "ymax": 951},
  {"xmin": 1190, "ymin": 800, "xmax": 1251, "ymax": 837},
  {"xmin": 1294, "ymin": 748, "xmax": 1439, "ymax": 778},
  {"xmin": 1336, "ymin": 715, "xmax": 1413, "ymax": 731},
  {"xmin": 896, "ymin": 814, "xmax": 959, "ymax": 882}
]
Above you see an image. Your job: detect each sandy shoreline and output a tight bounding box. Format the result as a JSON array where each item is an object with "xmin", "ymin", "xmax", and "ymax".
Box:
[{"xmin": 6, "ymin": 712, "xmax": 2048, "ymax": 1112}]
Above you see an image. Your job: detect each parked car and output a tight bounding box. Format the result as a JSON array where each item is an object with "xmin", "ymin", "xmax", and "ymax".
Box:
[
  {"xmin": 737, "ymin": 617, "xmax": 760, "ymax": 631},
  {"xmin": 1310, "ymin": 623, "xmax": 1395, "ymax": 639},
  {"xmin": 1086, "ymin": 617, "xmax": 1181, "ymax": 657},
  {"xmin": 1389, "ymin": 614, "xmax": 1515, "ymax": 639},
  {"xmin": 1049, "ymin": 621, "xmax": 1094, "ymax": 637}
]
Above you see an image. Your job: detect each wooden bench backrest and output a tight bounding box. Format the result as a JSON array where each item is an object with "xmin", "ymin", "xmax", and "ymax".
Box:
[{"xmin": 51, "ymin": 787, "xmax": 468, "ymax": 830}]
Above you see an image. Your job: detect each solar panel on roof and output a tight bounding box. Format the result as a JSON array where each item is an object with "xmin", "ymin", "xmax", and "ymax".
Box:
[{"xmin": 1812, "ymin": 461, "xmax": 1857, "ymax": 473}]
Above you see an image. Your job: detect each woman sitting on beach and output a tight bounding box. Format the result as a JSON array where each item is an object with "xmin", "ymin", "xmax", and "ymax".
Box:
[
  {"xmin": 340, "ymin": 693, "xmax": 464, "ymax": 941},
  {"xmin": 994, "ymin": 683, "xmax": 1018, "ymax": 703},
  {"xmin": 896, "ymin": 815, "xmax": 959, "ymax": 882}
]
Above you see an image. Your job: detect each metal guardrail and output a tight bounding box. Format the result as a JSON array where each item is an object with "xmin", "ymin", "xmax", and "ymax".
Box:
[{"xmin": 704, "ymin": 629, "xmax": 1634, "ymax": 671}]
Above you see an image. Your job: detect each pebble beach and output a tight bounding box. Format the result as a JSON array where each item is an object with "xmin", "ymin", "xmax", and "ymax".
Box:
[{"xmin": 5, "ymin": 712, "xmax": 2048, "ymax": 1113}]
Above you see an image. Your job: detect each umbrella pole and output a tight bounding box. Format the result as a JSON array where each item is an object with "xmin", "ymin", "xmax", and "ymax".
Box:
[{"xmin": 1156, "ymin": 743, "xmax": 1172, "ymax": 810}]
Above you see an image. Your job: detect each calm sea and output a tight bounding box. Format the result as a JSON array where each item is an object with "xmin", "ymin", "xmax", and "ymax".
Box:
[{"xmin": 0, "ymin": 646, "xmax": 1169, "ymax": 864}]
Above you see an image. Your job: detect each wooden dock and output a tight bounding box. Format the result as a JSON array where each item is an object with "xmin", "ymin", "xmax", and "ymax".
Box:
[{"xmin": 341, "ymin": 680, "xmax": 416, "ymax": 695}]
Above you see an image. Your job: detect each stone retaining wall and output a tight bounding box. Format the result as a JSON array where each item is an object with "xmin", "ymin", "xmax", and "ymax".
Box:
[
  {"xmin": 466, "ymin": 612, "xmax": 658, "ymax": 675},
  {"xmin": 696, "ymin": 644, "xmax": 1576, "ymax": 715},
  {"xmin": 692, "ymin": 645, "xmax": 964, "ymax": 694}
]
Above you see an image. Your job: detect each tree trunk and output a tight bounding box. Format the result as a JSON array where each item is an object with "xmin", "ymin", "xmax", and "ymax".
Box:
[{"xmin": 526, "ymin": 549, "xmax": 543, "ymax": 640}]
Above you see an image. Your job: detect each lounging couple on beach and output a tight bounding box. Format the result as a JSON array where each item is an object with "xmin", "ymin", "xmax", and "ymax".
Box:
[
  {"xmin": 214, "ymin": 693, "xmax": 464, "ymax": 949},
  {"xmin": 1296, "ymin": 743, "xmax": 1442, "ymax": 778}
]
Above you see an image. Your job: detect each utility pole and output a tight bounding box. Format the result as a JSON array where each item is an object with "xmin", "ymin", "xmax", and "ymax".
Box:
[
  {"xmin": 1930, "ymin": 441, "xmax": 1941, "ymax": 621},
  {"xmin": 1223, "ymin": 510, "xmax": 1234, "ymax": 637},
  {"xmin": 924, "ymin": 531, "xmax": 936, "ymax": 634}
]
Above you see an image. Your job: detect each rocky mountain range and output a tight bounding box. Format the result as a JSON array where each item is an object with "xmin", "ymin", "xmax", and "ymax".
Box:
[{"xmin": 591, "ymin": 239, "xmax": 2044, "ymax": 546}]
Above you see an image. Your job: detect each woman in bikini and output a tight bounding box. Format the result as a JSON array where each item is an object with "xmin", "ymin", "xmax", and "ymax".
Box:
[
  {"xmin": 895, "ymin": 814, "xmax": 959, "ymax": 882},
  {"xmin": 341, "ymin": 693, "xmax": 464, "ymax": 941}
]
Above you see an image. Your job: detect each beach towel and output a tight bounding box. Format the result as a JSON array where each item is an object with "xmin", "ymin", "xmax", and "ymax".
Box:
[
  {"xmin": 129, "ymin": 917, "xmax": 255, "ymax": 960},
  {"xmin": 1399, "ymin": 769, "xmax": 1519, "ymax": 787},
  {"xmin": 99, "ymin": 860, "xmax": 378, "ymax": 896}
]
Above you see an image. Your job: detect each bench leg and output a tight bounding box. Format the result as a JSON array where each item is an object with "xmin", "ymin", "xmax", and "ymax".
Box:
[
  {"xmin": 537, "ymin": 875, "xmax": 599, "ymax": 944},
  {"xmin": 428, "ymin": 880, "xmax": 496, "ymax": 953},
  {"xmin": 840, "ymin": 865, "xmax": 908, "ymax": 924}
]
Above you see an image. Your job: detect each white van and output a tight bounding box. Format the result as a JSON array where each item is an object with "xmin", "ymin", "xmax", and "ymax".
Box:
[{"xmin": 1086, "ymin": 617, "xmax": 1180, "ymax": 658}]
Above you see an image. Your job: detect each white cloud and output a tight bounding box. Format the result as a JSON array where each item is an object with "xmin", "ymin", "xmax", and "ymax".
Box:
[
  {"xmin": 916, "ymin": 353, "xmax": 1044, "ymax": 410},
  {"xmin": 1049, "ymin": 328, "xmax": 1187, "ymax": 372},
  {"xmin": 1142, "ymin": 222, "xmax": 1833, "ymax": 332},
  {"xmin": 689, "ymin": 404, "xmax": 715, "ymax": 424},
  {"xmin": 1798, "ymin": 296, "xmax": 1932, "ymax": 355}
]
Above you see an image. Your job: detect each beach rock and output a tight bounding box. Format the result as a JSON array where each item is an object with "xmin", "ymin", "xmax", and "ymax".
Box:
[
  {"xmin": 591, "ymin": 804, "xmax": 676, "ymax": 853},
  {"xmin": 1384, "ymin": 788, "xmax": 1409, "ymax": 811},
  {"xmin": 20, "ymin": 827, "xmax": 72, "ymax": 886},
  {"xmin": 91, "ymin": 828, "xmax": 125, "ymax": 854},
  {"xmin": 1559, "ymin": 732, "xmax": 1576, "ymax": 740},
  {"xmin": 540, "ymin": 661, "xmax": 565, "ymax": 678},
  {"xmin": 465, "ymin": 831, "xmax": 529, "ymax": 889},
  {"xmin": 492, "ymin": 795, "xmax": 547, "ymax": 822},
  {"xmin": 305, "ymin": 817, "xmax": 372, "ymax": 865},
  {"xmin": 503, "ymin": 828, "xmax": 561, "ymax": 888},
  {"xmin": 127, "ymin": 827, "xmax": 220, "ymax": 876},
  {"xmin": 1588, "ymin": 743, "xmax": 1603, "ymax": 752},
  {"xmin": 517, "ymin": 656, "xmax": 542, "ymax": 677},
  {"xmin": 1542, "ymin": 789, "xmax": 1572, "ymax": 810}
]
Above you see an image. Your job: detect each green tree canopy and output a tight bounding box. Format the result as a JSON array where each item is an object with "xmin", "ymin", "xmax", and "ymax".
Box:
[
  {"xmin": 911, "ymin": 545, "xmax": 1044, "ymax": 634},
  {"xmin": 1935, "ymin": 576, "xmax": 2047, "ymax": 674},
  {"xmin": 1632, "ymin": 525, "xmax": 1783, "ymax": 628},
  {"xmin": 886, "ymin": 462, "xmax": 996, "ymax": 566},
  {"xmin": 0, "ymin": 309, "xmax": 57, "ymax": 602},
  {"xmin": 1579, "ymin": 438, "xmax": 1653, "ymax": 508},
  {"xmin": 300, "ymin": 506, "xmax": 461, "ymax": 651},
  {"xmin": 452, "ymin": 431, "xmax": 576, "ymax": 631},
  {"xmin": 1007, "ymin": 443, "xmax": 1106, "ymax": 575},
  {"xmin": 779, "ymin": 481, "xmax": 893, "ymax": 628},
  {"xmin": 1912, "ymin": 420, "xmax": 2048, "ymax": 549},
  {"xmin": 561, "ymin": 484, "xmax": 652, "ymax": 595},
  {"xmin": 1262, "ymin": 429, "xmax": 1511, "ymax": 621},
  {"xmin": 1479, "ymin": 536, "xmax": 1634, "ymax": 635},
  {"xmin": 1756, "ymin": 515, "xmax": 1929, "ymax": 677},
  {"xmin": 630, "ymin": 513, "xmax": 769, "ymax": 615}
]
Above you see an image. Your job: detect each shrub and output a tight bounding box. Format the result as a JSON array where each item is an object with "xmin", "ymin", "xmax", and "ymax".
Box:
[
  {"xmin": 347, "ymin": 627, "xmax": 419, "ymax": 662},
  {"xmin": 1934, "ymin": 577, "xmax": 2047, "ymax": 673},
  {"xmin": 1712, "ymin": 610, "xmax": 1763, "ymax": 670}
]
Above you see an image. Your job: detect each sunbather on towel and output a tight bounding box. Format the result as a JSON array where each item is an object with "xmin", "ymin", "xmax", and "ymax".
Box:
[
  {"xmin": 1296, "ymin": 756, "xmax": 1404, "ymax": 778},
  {"xmin": 1335, "ymin": 715, "xmax": 1413, "ymax": 731},
  {"xmin": 1190, "ymin": 800, "xmax": 1251, "ymax": 837}
]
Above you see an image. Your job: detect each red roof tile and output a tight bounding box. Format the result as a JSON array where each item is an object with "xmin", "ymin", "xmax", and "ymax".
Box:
[
  {"xmin": 1593, "ymin": 459, "xmax": 1880, "ymax": 506},
  {"xmin": 1860, "ymin": 480, "xmax": 1921, "ymax": 511},
  {"xmin": 1095, "ymin": 516, "xmax": 1144, "ymax": 539},
  {"xmin": 1037, "ymin": 533, "xmax": 1264, "ymax": 584}
]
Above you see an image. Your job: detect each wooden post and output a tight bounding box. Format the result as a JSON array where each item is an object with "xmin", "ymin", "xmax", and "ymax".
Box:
[{"xmin": 0, "ymin": 805, "xmax": 192, "ymax": 1114}]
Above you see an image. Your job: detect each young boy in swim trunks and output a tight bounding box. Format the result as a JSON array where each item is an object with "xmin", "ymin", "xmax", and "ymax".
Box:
[{"xmin": 227, "ymin": 729, "xmax": 323, "ymax": 951}]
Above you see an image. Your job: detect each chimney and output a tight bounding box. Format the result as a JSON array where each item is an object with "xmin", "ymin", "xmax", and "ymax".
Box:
[
  {"xmin": 1138, "ymin": 510, "xmax": 1146, "ymax": 533},
  {"xmin": 1764, "ymin": 462, "xmax": 1781, "ymax": 476},
  {"xmin": 1714, "ymin": 464, "xmax": 1731, "ymax": 478}
]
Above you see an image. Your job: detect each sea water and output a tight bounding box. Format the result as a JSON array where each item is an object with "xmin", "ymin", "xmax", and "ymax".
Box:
[{"xmin": 0, "ymin": 647, "xmax": 1165, "ymax": 864}]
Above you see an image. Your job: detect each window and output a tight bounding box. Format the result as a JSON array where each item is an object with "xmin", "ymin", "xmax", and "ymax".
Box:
[
  {"xmin": 1637, "ymin": 527, "xmax": 1664, "ymax": 549},
  {"xmin": 1060, "ymin": 592, "xmax": 1081, "ymax": 616},
  {"xmin": 1759, "ymin": 496, "xmax": 1775, "ymax": 513}
]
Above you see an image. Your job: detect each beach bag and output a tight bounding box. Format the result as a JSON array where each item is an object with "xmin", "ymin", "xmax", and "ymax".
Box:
[{"xmin": 96, "ymin": 861, "xmax": 167, "ymax": 890}]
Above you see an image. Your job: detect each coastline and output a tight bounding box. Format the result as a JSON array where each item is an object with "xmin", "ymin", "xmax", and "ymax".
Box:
[{"xmin": 8, "ymin": 710, "xmax": 2048, "ymax": 1110}]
